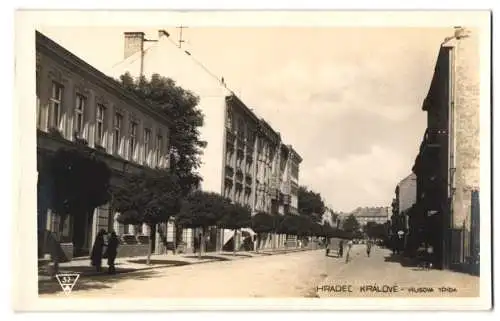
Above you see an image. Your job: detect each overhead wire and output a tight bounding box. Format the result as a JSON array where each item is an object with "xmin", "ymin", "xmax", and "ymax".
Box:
[{"xmin": 162, "ymin": 35, "xmax": 236, "ymax": 95}]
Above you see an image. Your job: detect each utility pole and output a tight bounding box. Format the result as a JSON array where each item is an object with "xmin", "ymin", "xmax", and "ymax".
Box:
[{"xmin": 176, "ymin": 25, "xmax": 188, "ymax": 48}]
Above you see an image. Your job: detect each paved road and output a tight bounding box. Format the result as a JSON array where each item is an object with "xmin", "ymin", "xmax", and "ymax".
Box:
[
  {"xmin": 41, "ymin": 245, "xmax": 479, "ymax": 298},
  {"xmin": 318, "ymin": 244, "xmax": 479, "ymax": 297}
]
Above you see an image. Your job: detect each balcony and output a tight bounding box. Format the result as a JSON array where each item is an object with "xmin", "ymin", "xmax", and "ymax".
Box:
[
  {"xmin": 245, "ymin": 174, "xmax": 252, "ymax": 185},
  {"xmin": 235, "ymin": 169, "xmax": 244, "ymax": 182},
  {"xmin": 226, "ymin": 129, "xmax": 236, "ymax": 140},
  {"xmin": 225, "ymin": 165, "xmax": 234, "ymax": 178}
]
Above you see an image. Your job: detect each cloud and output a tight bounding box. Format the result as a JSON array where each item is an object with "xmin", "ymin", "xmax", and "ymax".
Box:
[{"xmin": 300, "ymin": 145, "xmax": 410, "ymax": 212}]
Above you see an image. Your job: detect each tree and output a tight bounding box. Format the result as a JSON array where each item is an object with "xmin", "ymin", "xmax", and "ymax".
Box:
[
  {"xmin": 251, "ymin": 212, "xmax": 275, "ymax": 252},
  {"xmin": 217, "ymin": 202, "xmax": 252, "ymax": 255},
  {"xmin": 177, "ymin": 191, "xmax": 229, "ymax": 257},
  {"xmin": 296, "ymin": 215, "xmax": 315, "ymax": 239},
  {"xmin": 112, "ymin": 169, "xmax": 182, "ymax": 264},
  {"xmin": 298, "ymin": 186, "xmax": 325, "ymax": 223},
  {"xmin": 342, "ymin": 214, "xmax": 361, "ymax": 236},
  {"xmin": 118, "ymin": 72, "xmax": 206, "ymax": 197}
]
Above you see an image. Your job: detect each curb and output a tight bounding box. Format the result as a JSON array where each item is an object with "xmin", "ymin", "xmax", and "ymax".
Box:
[{"xmin": 39, "ymin": 248, "xmax": 318, "ymax": 280}]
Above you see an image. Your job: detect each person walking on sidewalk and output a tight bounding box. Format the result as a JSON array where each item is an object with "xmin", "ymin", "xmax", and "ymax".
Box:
[
  {"xmin": 106, "ymin": 231, "xmax": 120, "ymax": 274},
  {"xmin": 345, "ymin": 239, "xmax": 353, "ymax": 263},
  {"xmin": 90, "ymin": 229, "xmax": 106, "ymax": 272}
]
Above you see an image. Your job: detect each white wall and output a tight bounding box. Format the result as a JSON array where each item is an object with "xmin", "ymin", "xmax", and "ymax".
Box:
[
  {"xmin": 111, "ymin": 36, "xmax": 232, "ymax": 194},
  {"xmin": 398, "ymin": 173, "xmax": 417, "ymax": 214}
]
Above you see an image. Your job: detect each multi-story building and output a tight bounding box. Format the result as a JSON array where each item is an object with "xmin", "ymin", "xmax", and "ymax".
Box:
[
  {"xmin": 410, "ymin": 27, "xmax": 480, "ymax": 272},
  {"xmin": 349, "ymin": 207, "xmax": 391, "ymax": 227},
  {"xmin": 391, "ymin": 174, "xmax": 417, "ymax": 251},
  {"xmin": 398, "ymin": 173, "xmax": 417, "ymax": 215},
  {"xmin": 36, "ymin": 31, "xmax": 173, "ymax": 258},
  {"xmin": 111, "ymin": 31, "xmax": 302, "ymax": 252}
]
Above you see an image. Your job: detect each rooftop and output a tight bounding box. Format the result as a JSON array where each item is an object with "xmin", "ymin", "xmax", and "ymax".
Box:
[{"xmin": 350, "ymin": 206, "xmax": 390, "ymax": 217}]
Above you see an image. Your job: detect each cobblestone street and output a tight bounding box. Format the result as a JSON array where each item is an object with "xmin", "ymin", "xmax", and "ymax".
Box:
[{"xmin": 40, "ymin": 245, "xmax": 479, "ymax": 298}]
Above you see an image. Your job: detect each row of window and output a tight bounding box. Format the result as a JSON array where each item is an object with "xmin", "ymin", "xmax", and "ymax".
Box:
[
  {"xmin": 40, "ymin": 81, "xmax": 168, "ymax": 167},
  {"xmin": 291, "ymin": 162, "xmax": 299, "ymax": 179},
  {"xmin": 223, "ymin": 183, "xmax": 252, "ymax": 206}
]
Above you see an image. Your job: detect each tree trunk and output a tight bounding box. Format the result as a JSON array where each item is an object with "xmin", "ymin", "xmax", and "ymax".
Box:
[
  {"xmin": 147, "ymin": 224, "xmax": 156, "ymax": 265},
  {"xmin": 199, "ymin": 227, "xmax": 205, "ymax": 259},
  {"xmin": 233, "ymin": 229, "xmax": 237, "ymax": 256}
]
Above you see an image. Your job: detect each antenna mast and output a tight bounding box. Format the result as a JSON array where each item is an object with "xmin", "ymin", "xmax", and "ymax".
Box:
[{"xmin": 176, "ymin": 25, "xmax": 188, "ymax": 48}]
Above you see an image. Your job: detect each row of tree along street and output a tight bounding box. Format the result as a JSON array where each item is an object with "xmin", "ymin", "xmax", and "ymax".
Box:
[{"xmin": 38, "ymin": 72, "xmax": 376, "ymax": 267}]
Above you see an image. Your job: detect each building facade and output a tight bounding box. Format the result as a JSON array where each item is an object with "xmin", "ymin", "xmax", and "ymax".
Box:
[
  {"xmin": 349, "ymin": 207, "xmax": 391, "ymax": 227},
  {"xmin": 398, "ymin": 173, "xmax": 417, "ymax": 215},
  {"xmin": 410, "ymin": 27, "xmax": 480, "ymax": 272},
  {"xmin": 36, "ymin": 31, "xmax": 173, "ymax": 258},
  {"xmin": 112, "ymin": 31, "xmax": 302, "ymax": 253}
]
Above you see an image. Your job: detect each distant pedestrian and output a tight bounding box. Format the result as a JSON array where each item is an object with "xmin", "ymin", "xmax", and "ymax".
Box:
[
  {"xmin": 338, "ymin": 239, "xmax": 344, "ymax": 258},
  {"xmin": 106, "ymin": 231, "xmax": 120, "ymax": 274},
  {"xmin": 345, "ymin": 239, "xmax": 353, "ymax": 263},
  {"xmin": 90, "ymin": 229, "xmax": 106, "ymax": 272},
  {"xmin": 366, "ymin": 239, "xmax": 372, "ymax": 257},
  {"xmin": 325, "ymin": 241, "xmax": 330, "ymax": 256}
]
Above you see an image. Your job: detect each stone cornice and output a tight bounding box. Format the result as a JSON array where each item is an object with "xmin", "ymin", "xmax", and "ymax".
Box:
[
  {"xmin": 225, "ymin": 94, "xmax": 259, "ymax": 125},
  {"xmin": 36, "ymin": 31, "xmax": 174, "ymax": 129}
]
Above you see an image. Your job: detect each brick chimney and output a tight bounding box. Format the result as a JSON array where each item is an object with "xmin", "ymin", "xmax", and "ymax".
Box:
[
  {"xmin": 124, "ymin": 32, "xmax": 145, "ymax": 59},
  {"xmin": 453, "ymin": 26, "xmax": 470, "ymax": 39}
]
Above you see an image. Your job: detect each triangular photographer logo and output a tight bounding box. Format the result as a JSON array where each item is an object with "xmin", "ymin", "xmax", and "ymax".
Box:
[{"xmin": 55, "ymin": 273, "xmax": 80, "ymax": 295}]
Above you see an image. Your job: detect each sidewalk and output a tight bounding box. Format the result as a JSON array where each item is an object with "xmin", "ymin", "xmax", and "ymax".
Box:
[{"xmin": 39, "ymin": 247, "xmax": 313, "ymax": 281}]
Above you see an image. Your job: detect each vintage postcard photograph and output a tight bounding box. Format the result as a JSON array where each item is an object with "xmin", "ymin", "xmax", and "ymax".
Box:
[{"xmin": 13, "ymin": 10, "xmax": 492, "ymax": 311}]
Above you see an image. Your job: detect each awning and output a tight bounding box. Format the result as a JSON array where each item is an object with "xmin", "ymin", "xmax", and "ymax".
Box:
[{"xmin": 241, "ymin": 228, "xmax": 256, "ymax": 237}]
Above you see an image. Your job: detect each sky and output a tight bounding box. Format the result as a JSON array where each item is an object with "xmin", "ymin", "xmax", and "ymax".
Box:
[{"xmin": 38, "ymin": 26, "xmax": 454, "ymax": 212}]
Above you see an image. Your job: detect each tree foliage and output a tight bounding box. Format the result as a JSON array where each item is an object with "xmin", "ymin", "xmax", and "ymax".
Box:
[
  {"xmin": 251, "ymin": 211, "xmax": 276, "ymax": 234},
  {"xmin": 364, "ymin": 221, "xmax": 389, "ymax": 239},
  {"xmin": 112, "ymin": 169, "xmax": 182, "ymax": 226},
  {"xmin": 177, "ymin": 191, "xmax": 229, "ymax": 230},
  {"xmin": 342, "ymin": 214, "xmax": 361, "ymax": 234},
  {"xmin": 40, "ymin": 147, "xmax": 112, "ymax": 227},
  {"xmin": 218, "ymin": 202, "xmax": 252, "ymax": 231},
  {"xmin": 118, "ymin": 72, "xmax": 206, "ymax": 196},
  {"xmin": 298, "ymin": 186, "xmax": 325, "ymax": 223}
]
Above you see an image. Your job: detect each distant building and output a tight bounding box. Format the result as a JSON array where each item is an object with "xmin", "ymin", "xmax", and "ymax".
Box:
[
  {"xmin": 398, "ymin": 173, "xmax": 417, "ymax": 215},
  {"xmin": 349, "ymin": 207, "xmax": 391, "ymax": 227}
]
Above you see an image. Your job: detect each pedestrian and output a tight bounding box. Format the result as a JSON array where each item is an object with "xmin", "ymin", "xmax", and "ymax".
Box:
[
  {"xmin": 90, "ymin": 229, "xmax": 106, "ymax": 272},
  {"xmin": 338, "ymin": 239, "xmax": 344, "ymax": 258},
  {"xmin": 325, "ymin": 239, "xmax": 330, "ymax": 256},
  {"xmin": 106, "ymin": 231, "xmax": 120, "ymax": 274},
  {"xmin": 345, "ymin": 239, "xmax": 353, "ymax": 263},
  {"xmin": 366, "ymin": 239, "xmax": 372, "ymax": 257}
]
